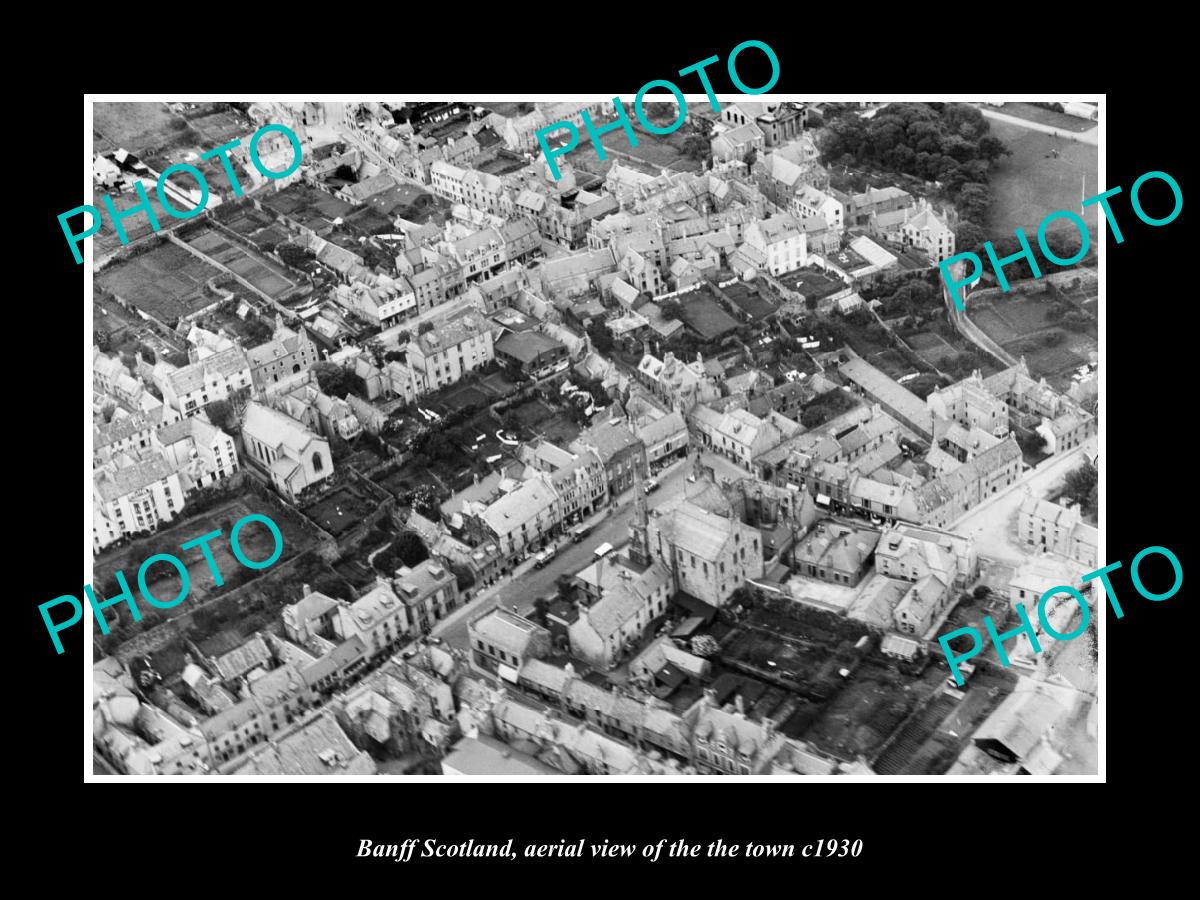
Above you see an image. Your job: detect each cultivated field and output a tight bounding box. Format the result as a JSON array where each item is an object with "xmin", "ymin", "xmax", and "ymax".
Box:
[
  {"xmin": 95, "ymin": 241, "xmax": 221, "ymax": 323},
  {"xmin": 906, "ymin": 331, "xmax": 960, "ymax": 369},
  {"xmin": 966, "ymin": 280, "xmax": 1097, "ymax": 389},
  {"xmin": 93, "ymin": 496, "xmax": 318, "ymax": 611},
  {"xmin": 183, "ymin": 226, "xmax": 298, "ymax": 300},
  {"xmin": 985, "ymin": 119, "xmax": 1098, "ymax": 240}
]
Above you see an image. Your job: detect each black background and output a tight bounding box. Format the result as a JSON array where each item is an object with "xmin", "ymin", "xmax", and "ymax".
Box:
[{"xmin": 20, "ymin": 20, "xmax": 1191, "ymax": 884}]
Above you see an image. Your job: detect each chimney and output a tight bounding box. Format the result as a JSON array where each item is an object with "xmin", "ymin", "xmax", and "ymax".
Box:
[
  {"xmin": 734, "ymin": 694, "xmax": 745, "ymax": 717},
  {"xmin": 762, "ymin": 716, "xmax": 776, "ymax": 738},
  {"xmin": 301, "ymin": 583, "xmax": 311, "ymax": 597},
  {"xmin": 703, "ymin": 687, "xmax": 717, "ymax": 707}
]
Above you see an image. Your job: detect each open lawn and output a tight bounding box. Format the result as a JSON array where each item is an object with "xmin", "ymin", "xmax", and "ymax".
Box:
[
  {"xmin": 985, "ymin": 119, "xmax": 1098, "ymax": 240},
  {"xmin": 96, "ymin": 242, "xmax": 221, "ymax": 323},
  {"xmin": 93, "ymin": 102, "xmax": 193, "ymax": 156}
]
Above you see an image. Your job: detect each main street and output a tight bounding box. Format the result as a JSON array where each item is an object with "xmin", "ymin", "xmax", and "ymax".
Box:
[{"xmin": 431, "ymin": 452, "xmax": 703, "ymax": 651}]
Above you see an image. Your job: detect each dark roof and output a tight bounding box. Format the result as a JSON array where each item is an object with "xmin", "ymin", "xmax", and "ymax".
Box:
[{"xmin": 495, "ymin": 330, "xmax": 565, "ymax": 364}]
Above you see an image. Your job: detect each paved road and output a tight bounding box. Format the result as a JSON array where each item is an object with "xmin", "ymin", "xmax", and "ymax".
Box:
[
  {"xmin": 432, "ymin": 455, "xmax": 696, "ymax": 650},
  {"xmin": 949, "ymin": 444, "xmax": 1088, "ymax": 565},
  {"xmin": 977, "ymin": 107, "xmax": 1098, "ymax": 146},
  {"xmin": 941, "ymin": 267, "xmax": 1018, "ymax": 368}
]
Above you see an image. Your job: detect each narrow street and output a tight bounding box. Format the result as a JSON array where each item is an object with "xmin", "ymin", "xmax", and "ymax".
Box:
[{"xmin": 431, "ymin": 453, "xmax": 699, "ymax": 650}]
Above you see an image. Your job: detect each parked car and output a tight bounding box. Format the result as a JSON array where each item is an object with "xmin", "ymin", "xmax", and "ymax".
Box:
[{"xmin": 643, "ymin": 478, "xmax": 660, "ymax": 494}]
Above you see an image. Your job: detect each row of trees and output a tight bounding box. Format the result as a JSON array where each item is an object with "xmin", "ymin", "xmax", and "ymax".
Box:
[
  {"xmin": 820, "ymin": 103, "xmax": 1009, "ymax": 197},
  {"xmin": 819, "ymin": 103, "xmax": 1012, "ymax": 254}
]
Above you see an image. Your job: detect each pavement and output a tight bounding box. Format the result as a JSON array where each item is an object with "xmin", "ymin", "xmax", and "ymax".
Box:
[
  {"xmin": 977, "ymin": 107, "xmax": 1099, "ymax": 146},
  {"xmin": 431, "ymin": 454, "xmax": 696, "ymax": 650},
  {"xmin": 948, "ymin": 444, "xmax": 1087, "ymax": 565}
]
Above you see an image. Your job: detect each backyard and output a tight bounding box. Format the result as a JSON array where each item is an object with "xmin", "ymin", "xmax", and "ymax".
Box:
[{"xmin": 183, "ymin": 225, "xmax": 300, "ymax": 300}]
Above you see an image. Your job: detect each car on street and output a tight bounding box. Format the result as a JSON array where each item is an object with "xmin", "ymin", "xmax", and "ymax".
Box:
[{"xmin": 643, "ymin": 478, "xmax": 660, "ymax": 494}]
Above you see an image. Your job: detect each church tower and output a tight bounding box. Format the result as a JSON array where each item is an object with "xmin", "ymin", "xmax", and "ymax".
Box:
[{"xmin": 628, "ymin": 486, "xmax": 651, "ymax": 568}]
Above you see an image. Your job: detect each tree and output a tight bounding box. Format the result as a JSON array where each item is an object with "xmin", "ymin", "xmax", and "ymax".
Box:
[
  {"xmin": 418, "ymin": 321, "xmax": 434, "ymax": 335},
  {"xmin": 1040, "ymin": 330, "xmax": 1066, "ymax": 347},
  {"xmin": 690, "ymin": 635, "xmax": 720, "ymax": 658},
  {"xmin": 682, "ymin": 134, "xmax": 709, "ymax": 160},
  {"xmin": 978, "ymin": 134, "xmax": 1011, "ymax": 162},
  {"xmin": 205, "ymin": 399, "xmax": 236, "ymax": 431},
  {"xmin": 586, "ymin": 321, "xmax": 614, "ymax": 354},
  {"xmin": 384, "ymin": 350, "xmax": 406, "ymax": 363},
  {"xmin": 742, "ymin": 147, "xmax": 758, "ymax": 168},
  {"xmin": 276, "ymin": 243, "xmax": 313, "ymax": 269},
  {"xmin": 394, "ymin": 531, "xmax": 429, "ymax": 567},
  {"xmin": 1064, "ymin": 462, "xmax": 1098, "ymax": 507},
  {"xmin": 957, "ymin": 182, "xmax": 994, "ymax": 223},
  {"xmin": 955, "ymin": 220, "xmax": 986, "ymax": 254},
  {"xmin": 805, "ymin": 109, "xmax": 824, "ymax": 129},
  {"xmin": 658, "ymin": 299, "xmax": 683, "ymax": 321}
]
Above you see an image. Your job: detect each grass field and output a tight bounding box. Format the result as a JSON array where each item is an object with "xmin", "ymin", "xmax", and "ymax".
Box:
[
  {"xmin": 985, "ymin": 119, "xmax": 1098, "ymax": 240},
  {"xmin": 94, "ymin": 102, "xmax": 193, "ymax": 155},
  {"xmin": 96, "ymin": 242, "xmax": 221, "ymax": 322}
]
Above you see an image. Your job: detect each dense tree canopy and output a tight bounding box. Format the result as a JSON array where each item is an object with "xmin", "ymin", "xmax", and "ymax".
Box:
[{"xmin": 818, "ymin": 102, "xmax": 1010, "ymax": 228}]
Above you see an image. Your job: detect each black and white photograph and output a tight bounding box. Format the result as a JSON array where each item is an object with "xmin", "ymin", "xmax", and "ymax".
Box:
[{"xmin": 76, "ymin": 93, "xmax": 1109, "ymax": 780}]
